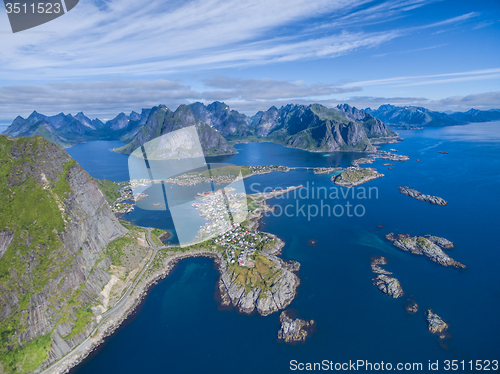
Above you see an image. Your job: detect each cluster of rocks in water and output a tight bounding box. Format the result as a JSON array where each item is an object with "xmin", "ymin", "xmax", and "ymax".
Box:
[
  {"xmin": 370, "ymin": 254, "xmax": 450, "ymax": 341},
  {"xmin": 385, "ymin": 233, "xmax": 465, "ymax": 268},
  {"xmin": 405, "ymin": 299, "xmax": 419, "ymax": 314},
  {"xmin": 397, "ymin": 186, "xmax": 448, "ymax": 206},
  {"xmin": 370, "ymin": 256, "xmax": 404, "ymax": 299},
  {"xmin": 277, "ymin": 310, "xmax": 315, "ymax": 343},
  {"xmin": 371, "ymin": 232, "xmax": 462, "ymax": 343},
  {"xmin": 369, "ymin": 150, "xmax": 409, "ymax": 161}
]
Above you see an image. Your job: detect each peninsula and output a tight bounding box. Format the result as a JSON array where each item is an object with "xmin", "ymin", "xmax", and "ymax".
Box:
[{"xmin": 191, "ymin": 186, "xmax": 303, "ymax": 315}]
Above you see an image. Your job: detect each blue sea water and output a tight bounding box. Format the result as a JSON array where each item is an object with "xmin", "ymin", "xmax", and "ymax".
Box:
[{"xmin": 68, "ymin": 123, "xmax": 500, "ymax": 373}]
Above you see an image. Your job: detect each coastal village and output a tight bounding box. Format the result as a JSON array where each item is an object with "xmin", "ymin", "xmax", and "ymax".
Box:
[
  {"xmin": 162, "ymin": 164, "xmax": 290, "ymax": 186},
  {"xmin": 110, "ymin": 184, "xmax": 148, "ymax": 215},
  {"xmin": 192, "ymin": 186, "xmax": 249, "ymax": 242}
]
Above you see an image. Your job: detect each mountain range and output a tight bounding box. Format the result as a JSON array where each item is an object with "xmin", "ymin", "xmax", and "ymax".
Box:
[
  {"xmin": 3, "ymin": 102, "xmax": 398, "ymax": 154},
  {"xmin": 365, "ymin": 104, "xmax": 500, "ymax": 129},
  {"xmin": 4, "ymin": 102, "xmax": 499, "ymax": 154}
]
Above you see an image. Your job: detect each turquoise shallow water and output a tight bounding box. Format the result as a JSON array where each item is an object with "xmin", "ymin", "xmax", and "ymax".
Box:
[{"xmin": 67, "ymin": 123, "xmax": 500, "ymax": 373}]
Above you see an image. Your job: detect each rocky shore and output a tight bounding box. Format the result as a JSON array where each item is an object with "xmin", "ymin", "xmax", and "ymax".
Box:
[
  {"xmin": 351, "ymin": 157, "xmax": 374, "ymax": 167},
  {"xmin": 38, "ymin": 249, "xmax": 223, "ymax": 374},
  {"xmin": 218, "ymin": 236, "xmax": 300, "ymax": 316},
  {"xmin": 277, "ymin": 310, "xmax": 315, "ymax": 343},
  {"xmin": 387, "ymin": 234, "xmax": 465, "ymax": 268},
  {"xmin": 397, "ymin": 186, "xmax": 448, "ymax": 206},
  {"xmin": 425, "ymin": 235, "xmax": 454, "ymax": 249},
  {"xmin": 244, "ymin": 185, "xmax": 303, "ymax": 231}
]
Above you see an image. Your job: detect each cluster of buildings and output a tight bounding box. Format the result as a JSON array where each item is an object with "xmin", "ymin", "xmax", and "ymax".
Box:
[
  {"xmin": 192, "ymin": 188, "xmax": 248, "ymax": 241},
  {"xmin": 192, "ymin": 187, "xmax": 273, "ymax": 267},
  {"xmin": 110, "ymin": 184, "xmax": 148, "ymax": 215},
  {"xmin": 247, "ymin": 165, "xmax": 290, "ymax": 174},
  {"xmin": 214, "ymin": 226, "xmax": 272, "ymax": 267},
  {"xmin": 163, "ymin": 173, "xmax": 210, "ymax": 186}
]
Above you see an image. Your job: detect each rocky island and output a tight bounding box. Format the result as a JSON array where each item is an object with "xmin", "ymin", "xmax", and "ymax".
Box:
[
  {"xmin": 370, "ymin": 256, "xmax": 404, "ymax": 298},
  {"xmin": 370, "ymin": 256, "xmax": 393, "ymax": 275},
  {"xmin": 397, "ymin": 186, "xmax": 448, "ymax": 206},
  {"xmin": 369, "ymin": 150, "xmax": 409, "ymax": 161},
  {"xmin": 372, "ymin": 275, "xmax": 404, "ymax": 298},
  {"xmin": 426, "ymin": 309, "xmax": 449, "ymax": 337},
  {"xmin": 277, "ymin": 311, "xmax": 315, "ymax": 343},
  {"xmin": 386, "ymin": 233, "xmax": 465, "ymax": 268},
  {"xmin": 405, "ymin": 299, "xmax": 419, "ymax": 314},
  {"xmin": 351, "ymin": 157, "xmax": 374, "ymax": 167},
  {"xmin": 333, "ymin": 167, "xmax": 384, "ymax": 188}
]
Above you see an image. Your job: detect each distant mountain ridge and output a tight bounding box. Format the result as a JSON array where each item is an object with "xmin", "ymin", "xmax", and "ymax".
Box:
[
  {"xmin": 184, "ymin": 102, "xmax": 397, "ymax": 152},
  {"xmin": 113, "ymin": 104, "xmax": 237, "ymax": 156},
  {"xmin": 4, "ymin": 102, "xmax": 401, "ymax": 153},
  {"xmin": 4, "ymin": 109, "xmax": 151, "ymax": 148},
  {"xmin": 365, "ymin": 104, "xmax": 500, "ymax": 128}
]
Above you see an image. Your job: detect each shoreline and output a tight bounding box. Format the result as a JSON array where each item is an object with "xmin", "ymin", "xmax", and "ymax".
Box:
[
  {"xmin": 41, "ymin": 250, "xmax": 224, "ymax": 374},
  {"xmin": 41, "ymin": 189, "xmax": 300, "ymax": 374}
]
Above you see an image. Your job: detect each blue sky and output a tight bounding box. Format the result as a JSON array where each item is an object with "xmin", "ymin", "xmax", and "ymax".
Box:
[{"xmin": 0, "ymin": 0, "xmax": 499, "ymax": 121}]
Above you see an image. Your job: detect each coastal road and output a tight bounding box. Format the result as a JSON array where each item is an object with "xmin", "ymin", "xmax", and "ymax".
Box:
[{"xmin": 41, "ymin": 228, "xmax": 164, "ymax": 374}]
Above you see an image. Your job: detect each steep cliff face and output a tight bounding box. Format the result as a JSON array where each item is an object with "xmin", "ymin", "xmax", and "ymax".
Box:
[
  {"xmin": 256, "ymin": 106, "xmax": 279, "ymax": 136},
  {"xmin": 188, "ymin": 101, "xmax": 254, "ymax": 136},
  {"xmin": 0, "ymin": 135, "xmax": 128, "ymax": 373},
  {"xmin": 335, "ymin": 103, "xmax": 396, "ymax": 138},
  {"xmin": 114, "ymin": 105, "xmax": 237, "ymax": 156},
  {"xmin": 255, "ymin": 104, "xmax": 376, "ymax": 152}
]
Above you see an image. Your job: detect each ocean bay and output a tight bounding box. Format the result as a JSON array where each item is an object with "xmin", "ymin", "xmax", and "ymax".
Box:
[{"xmin": 68, "ymin": 124, "xmax": 500, "ymax": 373}]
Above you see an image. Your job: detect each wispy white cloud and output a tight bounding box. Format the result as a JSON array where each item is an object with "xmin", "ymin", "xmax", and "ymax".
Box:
[
  {"xmin": 345, "ymin": 68, "xmax": 500, "ymax": 87},
  {"xmin": 372, "ymin": 43, "xmax": 447, "ymax": 57},
  {"xmin": 0, "ymin": 0, "xmax": 461, "ymax": 81},
  {"xmin": 472, "ymin": 20, "xmax": 495, "ymax": 30},
  {"xmin": 0, "ymin": 77, "xmax": 361, "ymax": 120}
]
